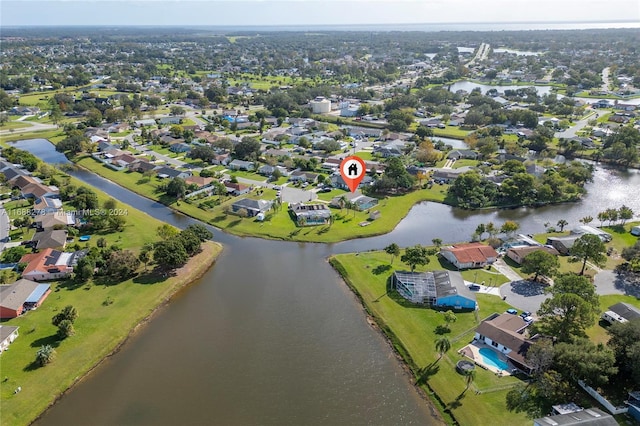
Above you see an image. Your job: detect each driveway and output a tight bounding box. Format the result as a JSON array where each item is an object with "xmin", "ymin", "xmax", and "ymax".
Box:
[
  {"xmin": 594, "ymin": 269, "xmax": 640, "ymax": 297},
  {"xmin": 499, "ymin": 280, "xmax": 550, "ymax": 315}
]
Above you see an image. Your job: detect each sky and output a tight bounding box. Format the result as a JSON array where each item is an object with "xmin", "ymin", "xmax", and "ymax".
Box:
[{"xmin": 2, "ymin": 0, "xmax": 639, "ymax": 27}]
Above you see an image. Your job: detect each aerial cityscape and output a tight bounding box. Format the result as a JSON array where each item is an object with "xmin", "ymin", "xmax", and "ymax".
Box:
[{"xmin": 0, "ymin": 2, "xmax": 639, "ymax": 425}]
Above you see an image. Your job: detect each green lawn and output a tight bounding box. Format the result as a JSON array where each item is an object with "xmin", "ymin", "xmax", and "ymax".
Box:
[
  {"xmin": 0, "ymin": 242, "xmax": 221, "ymax": 426},
  {"xmin": 78, "ymin": 154, "xmax": 452, "ymax": 243},
  {"xmin": 586, "ymin": 295, "xmax": 640, "ymax": 345},
  {"xmin": 329, "ymin": 251, "xmax": 529, "ymax": 426},
  {"xmin": 0, "ymin": 121, "xmax": 32, "ymax": 130},
  {"xmin": 452, "ymin": 159, "xmax": 479, "ymax": 169},
  {"xmin": 0, "ymin": 163, "xmax": 224, "ymax": 425},
  {"xmin": 432, "ymin": 127, "xmax": 472, "ymax": 139}
]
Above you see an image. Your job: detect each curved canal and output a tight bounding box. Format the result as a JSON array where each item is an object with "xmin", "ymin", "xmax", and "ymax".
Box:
[{"xmin": 13, "ymin": 139, "xmax": 639, "ymax": 425}]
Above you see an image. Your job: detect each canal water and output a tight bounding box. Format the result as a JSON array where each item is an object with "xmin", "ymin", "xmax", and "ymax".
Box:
[{"xmin": 13, "ymin": 139, "xmax": 639, "ymax": 425}]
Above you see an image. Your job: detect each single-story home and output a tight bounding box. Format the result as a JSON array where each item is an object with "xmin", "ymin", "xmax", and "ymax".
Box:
[
  {"xmin": 35, "ymin": 210, "xmax": 76, "ymax": 230},
  {"xmin": 329, "ymin": 191, "xmax": 378, "ymax": 211},
  {"xmin": 432, "ymin": 169, "xmax": 465, "ymax": 183},
  {"xmin": 601, "ymin": 302, "xmax": 640, "ymax": 325},
  {"xmin": 289, "ymin": 203, "xmax": 332, "ymax": 226},
  {"xmin": 546, "ymin": 235, "xmax": 582, "ymax": 255},
  {"xmin": 330, "ymin": 173, "xmax": 373, "ymax": 190},
  {"xmin": 533, "ymin": 408, "xmax": 616, "ymax": 426},
  {"xmin": 0, "ymin": 325, "xmax": 20, "ymax": 354},
  {"xmin": 447, "ymin": 149, "xmax": 479, "ymax": 160},
  {"xmin": 158, "ymin": 116, "xmax": 182, "ymax": 125},
  {"xmin": 155, "ymin": 166, "xmax": 192, "ymax": 180},
  {"xmin": 474, "ymin": 313, "xmax": 534, "ymax": 374},
  {"xmin": 570, "ymin": 225, "xmax": 612, "ymax": 242},
  {"xmin": 32, "ymin": 197, "xmax": 63, "ymax": 214},
  {"xmin": 392, "ymin": 270, "xmax": 477, "ymax": 310},
  {"xmin": 0, "ymin": 279, "xmax": 51, "ymax": 318},
  {"xmin": 440, "ymin": 242, "xmax": 498, "ymax": 269},
  {"xmin": 128, "ymin": 159, "xmax": 157, "ymax": 173},
  {"xmin": 506, "ymin": 246, "xmax": 559, "ymax": 265},
  {"xmin": 231, "ymin": 198, "xmax": 273, "ymax": 217},
  {"xmin": 21, "ymin": 182, "xmax": 59, "ymax": 199},
  {"xmin": 19, "ymin": 249, "xmax": 77, "ymax": 281},
  {"xmin": 289, "ymin": 171, "xmax": 319, "ymax": 183},
  {"xmin": 169, "ymin": 142, "xmax": 192, "ymax": 153},
  {"xmin": 225, "ymin": 182, "xmax": 251, "ymax": 196},
  {"xmin": 228, "ymin": 159, "xmax": 255, "ymax": 171},
  {"xmin": 184, "ymin": 176, "xmax": 213, "ymax": 189},
  {"xmin": 32, "ymin": 229, "xmax": 68, "ymax": 250}
]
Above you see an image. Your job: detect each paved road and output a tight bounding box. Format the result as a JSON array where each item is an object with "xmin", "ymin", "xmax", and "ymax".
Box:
[
  {"xmin": 492, "ymin": 259, "xmax": 524, "ymax": 281},
  {"xmin": 0, "ymin": 120, "xmax": 58, "ymax": 135},
  {"xmin": 0, "ymin": 203, "xmax": 10, "ymax": 252},
  {"xmin": 554, "ymin": 108, "xmax": 608, "ymax": 139}
]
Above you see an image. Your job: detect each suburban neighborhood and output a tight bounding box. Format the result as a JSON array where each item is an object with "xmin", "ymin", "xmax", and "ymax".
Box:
[{"xmin": 0, "ymin": 24, "xmax": 639, "ymax": 426}]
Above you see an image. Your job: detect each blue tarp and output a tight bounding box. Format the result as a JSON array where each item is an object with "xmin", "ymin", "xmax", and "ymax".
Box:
[{"xmin": 25, "ymin": 284, "xmax": 50, "ymax": 304}]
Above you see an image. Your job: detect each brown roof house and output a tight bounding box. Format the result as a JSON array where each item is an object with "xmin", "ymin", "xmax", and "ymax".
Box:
[
  {"xmin": 440, "ymin": 242, "xmax": 498, "ymax": 269},
  {"xmin": 474, "ymin": 313, "xmax": 534, "ymax": 374},
  {"xmin": 31, "ymin": 229, "xmax": 68, "ymax": 250},
  {"xmin": 0, "ymin": 279, "xmax": 51, "ymax": 319},
  {"xmin": 506, "ymin": 246, "xmax": 559, "ymax": 265}
]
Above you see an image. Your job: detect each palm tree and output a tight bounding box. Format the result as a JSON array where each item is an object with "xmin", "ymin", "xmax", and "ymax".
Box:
[
  {"xmin": 434, "ymin": 336, "xmax": 451, "ymax": 362},
  {"xmin": 36, "ymin": 345, "xmax": 56, "ymax": 367},
  {"xmin": 580, "ymin": 216, "xmax": 593, "ymax": 225},
  {"xmin": 431, "ymin": 238, "xmax": 442, "ymax": 249},
  {"xmin": 384, "ymin": 243, "xmax": 401, "ymax": 264},
  {"xmin": 463, "ymin": 369, "xmax": 476, "ymax": 392},
  {"xmin": 556, "ymin": 219, "xmax": 568, "ymax": 232}
]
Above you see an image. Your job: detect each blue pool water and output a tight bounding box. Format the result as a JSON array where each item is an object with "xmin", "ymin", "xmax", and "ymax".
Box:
[{"xmin": 479, "ymin": 348, "xmax": 509, "ymax": 371}]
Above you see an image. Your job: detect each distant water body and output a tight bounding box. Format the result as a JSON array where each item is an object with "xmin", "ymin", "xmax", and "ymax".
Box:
[
  {"xmin": 191, "ymin": 21, "xmax": 640, "ymax": 32},
  {"xmin": 8, "ymin": 21, "xmax": 639, "ymax": 32}
]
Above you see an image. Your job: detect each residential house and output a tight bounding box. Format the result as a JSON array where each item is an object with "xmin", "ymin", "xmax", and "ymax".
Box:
[
  {"xmin": 474, "ymin": 313, "xmax": 534, "ymax": 374},
  {"xmin": 344, "ymin": 126, "xmax": 382, "ymax": 138},
  {"xmin": 330, "ymin": 172, "xmax": 374, "ymax": 190},
  {"xmin": 10, "ymin": 106, "xmax": 40, "ymax": 116},
  {"xmin": 228, "ymin": 159, "xmax": 255, "ymax": 171},
  {"xmin": 440, "ymin": 242, "xmax": 498, "ymax": 269},
  {"xmin": 289, "ymin": 170, "xmax": 319, "ymax": 183},
  {"xmin": 35, "ymin": 211, "xmax": 76, "ymax": 230},
  {"xmin": 0, "ymin": 279, "xmax": 51, "ymax": 318},
  {"xmin": 258, "ymin": 164, "xmax": 277, "ymax": 176},
  {"xmin": 211, "ymin": 153, "xmax": 231, "ymax": 166},
  {"xmin": 447, "ymin": 150, "xmax": 479, "ymax": 160},
  {"xmin": 224, "ymin": 182, "xmax": 251, "ymax": 196},
  {"xmin": 506, "ymin": 246, "xmax": 559, "ymax": 265},
  {"xmin": 0, "ymin": 325, "xmax": 20, "ymax": 354},
  {"xmin": 546, "ymin": 235, "xmax": 582, "ymax": 255},
  {"xmin": 526, "ymin": 163, "xmax": 547, "ymax": 178},
  {"xmin": 134, "ymin": 119, "xmax": 157, "ymax": 127},
  {"xmin": 329, "ymin": 191, "xmax": 379, "ymax": 211},
  {"xmin": 184, "ymin": 176, "xmax": 213, "ymax": 189},
  {"xmin": 601, "ymin": 302, "xmax": 640, "ymax": 325},
  {"xmin": 19, "ymin": 249, "xmax": 85, "ymax": 282},
  {"xmin": 231, "ymin": 198, "xmax": 273, "ymax": 217},
  {"xmin": 96, "ymin": 140, "xmax": 118, "ymax": 152},
  {"xmin": 570, "ymin": 225, "xmax": 612, "ymax": 242},
  {"xmin": 9, "ymin": 175, "xmax": 39, "ymax": 190},
  {"xmin": 21, "ymin": 182, "xmax": 58, "ymax": 199},
  {"xmin": 169, "ymin": 142, "xmax": 192, "ymax": 153},
  {"xmin": 128, "ymin": 159, "xmax": 157, "ymax": 174},
  {"xmin": 392, "ymin": 270, "xmax": 477, "ymax": 310},
  {"xmin": 533, "ymin": 408, "xmax": 616, "ymax": 426},
  {"xmin": 32, "ymin": 197, "xmax": 63, "ymax": 214},
  {"xmin": 32, "ymin": 229, "xmax": 68, "ymax": 250},
  {"xmin": 432, "ymin": 169, "xmax": 466, "ymax": 183},
  {"xmin": 158, "ymin": 117, "xmax": 182, "ymax": 125},
  {"xmin": 155, "ymin": 166, "xmax": 192, "ymax": 180},
  {"xmin": 289, "ymin": 203, "xmax": 332, "ymax": 226},
  {"xmin": 111, "ymin": 153, "xmax": 138, "ymax": 168},
  {"xmin": 497, "ymin": 152, "xmax": 526, "ymax": 163}
]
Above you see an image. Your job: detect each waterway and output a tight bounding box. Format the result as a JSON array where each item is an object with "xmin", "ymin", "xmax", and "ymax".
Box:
[
  {"xmin": 448, "ymin": 81, "xmax": 554, "ymax": 96},
  {"xmin": 12, "ymin": 138, "xmax": 640, "ymax": 425}
]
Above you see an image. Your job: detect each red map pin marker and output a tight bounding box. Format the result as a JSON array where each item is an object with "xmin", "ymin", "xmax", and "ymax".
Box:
[{"xmin": 340, "ymin": 155, "xmax": 366, "ymax": 193}]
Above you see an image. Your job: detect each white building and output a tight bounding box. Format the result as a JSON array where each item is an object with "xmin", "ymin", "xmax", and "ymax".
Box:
[{"xmin": 310, "ymin": 96, "xmax": 331, "ymax": 114}]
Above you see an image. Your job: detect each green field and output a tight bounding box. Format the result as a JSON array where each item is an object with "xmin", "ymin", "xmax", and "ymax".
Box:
[
  {"xmin": 0, "ymin": 165, "xmax": 223, "ymax": 425},
  {"xmin": 76, "ymin": 155, "xmax": 451, "ymax": 243},
  {"xmin": 329, "ymin": 251, "xmax": 529, "ymax": 426}
]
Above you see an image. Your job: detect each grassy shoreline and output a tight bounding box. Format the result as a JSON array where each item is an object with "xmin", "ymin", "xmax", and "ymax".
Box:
[
  {"xmin": 329, "ymin": 251, "xmax": 530, "ymax": 426},
  {"xmin": 1, "ymin": 238, "xmax": 222, "ymax": 426},
  {"xmin": 74, "ymin": 155, "xmax": 449, "ymax": 243}
]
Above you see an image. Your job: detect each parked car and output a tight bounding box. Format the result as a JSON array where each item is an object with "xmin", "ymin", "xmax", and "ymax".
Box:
[
  {"xmin": 506, "ymin": 308, "xmax": 518, "ymax": 315},
  {"xmin": 273, "ymin": 185, "xmax": 282, "ymax": 190},
  {"xmin": 519, "ymin": 311, "xmax": 531, "ymax": 319},
  {"xmin": 469, "ymin": 284, "xmax": 481, "ymax": 291}
]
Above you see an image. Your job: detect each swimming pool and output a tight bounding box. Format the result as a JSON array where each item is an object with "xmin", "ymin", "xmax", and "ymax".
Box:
[{"xmin": 479, "ymin": 348, "xmax": 509, "ymax": 371}]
